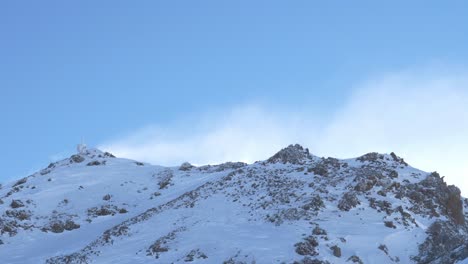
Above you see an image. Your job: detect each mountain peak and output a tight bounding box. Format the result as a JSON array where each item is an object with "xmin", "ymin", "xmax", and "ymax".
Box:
[
  {"xmin": 356, "ymin": 152, "xmax": 409, "ymax": 166},
  {"xmin": 1, "ymin": 144, "xmax": 467, "ymax": 263},
  {"xmin": 267, "ymin": 144, "xmax": 312, "ymax": 164}
]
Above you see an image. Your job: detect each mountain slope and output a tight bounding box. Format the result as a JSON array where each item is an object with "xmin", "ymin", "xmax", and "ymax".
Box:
[{"xmin": 0, "ymin": 145, "xmax": 466, "ymax": 264}]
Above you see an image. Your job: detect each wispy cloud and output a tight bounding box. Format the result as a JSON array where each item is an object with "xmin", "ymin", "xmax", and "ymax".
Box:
[
  {"xmin": 100, "ymin": 105, "xmax": 322, "ymax": 166},
  {"xmin": 100, "ymin": 67, "xmax": 468, "ymax": 196}
]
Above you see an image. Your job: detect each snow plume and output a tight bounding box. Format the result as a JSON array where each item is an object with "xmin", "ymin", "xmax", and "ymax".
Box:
[{"xmin": 100, "ymin": 68, "xmax": 468, "ymax": 196}]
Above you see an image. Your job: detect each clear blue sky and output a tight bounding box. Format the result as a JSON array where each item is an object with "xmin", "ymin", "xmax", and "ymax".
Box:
[{"xmin": 1, "ymin": 1, "xmax": 468, "ymax": 182}]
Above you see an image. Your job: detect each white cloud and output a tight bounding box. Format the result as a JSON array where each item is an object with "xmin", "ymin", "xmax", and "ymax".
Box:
[
  {"xmin": 100, "ymin": 68, "xmax": 468, "ymax": 196},
  {"xmin": 100, "ymin": 105, "xmax": 321, "ymax": 166},
  {"xmin": 316, "ymin": 69, "xmax": 468, "ymax": 196}
]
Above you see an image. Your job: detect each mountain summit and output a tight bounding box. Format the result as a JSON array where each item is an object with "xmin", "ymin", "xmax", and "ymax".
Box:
[
  {"xmin": 0, "ymin": 145, "xmax": 466, "ymax": 264},
  {"xmin": 267, "ymin": 144, "xmax": 314, "ymax": 164}
]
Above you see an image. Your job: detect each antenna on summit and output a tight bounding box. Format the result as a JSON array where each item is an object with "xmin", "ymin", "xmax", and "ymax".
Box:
[{"xmin": 77, "ymin": 137, "xmax": 87, "ymax": 154}]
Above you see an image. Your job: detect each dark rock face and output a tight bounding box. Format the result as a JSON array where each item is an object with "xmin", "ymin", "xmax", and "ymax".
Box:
[
  {"xmin": 397, "ymin": 172, "xmax": 465, "ymax": 225},
  {"xmin": 357, "ymin": 152, "xmax": 382, "ymax": 163},
  {"xmin": 12, "ymin": 178, "xmax": 27, "ymax": 187},
  {"xmin": 70, "ymin": 155, "xmax": 85, "ymax": 163},
  {"xmin": 307, "ymin": 158, "xmax": 343, "ymax": 177},
  {"xmin": 87, "ymin": 205, "xmax": 127, "ymax": 218},
  {"xmin": 295, "ymin": 236, "xmax": 319, "ymax": 256},
  {"xmin": 10, "ymin": 200, "xmax": 24, "ymax": 209},
  {"xmin": 294, "ymin": 258, "xmax": 330, "ymax": 264},
  {"xmin": 312, "ymin": 226, "xmax": 327, "ymax": 236},
  {"xmin": 146, "ymin": 229, "xmax": 183, "ymax": 259},
  {"xmin": 158, "ymin": 170, "xmax": 174, "ymax": 190},
  {"xmin": 413, "ymin": 220, "xmax": 468, "ymax": 264},
  {"xmin": 338, "ymin": 192, "xmax": 360, "ymax": 211},
  {"xmin": 46, "ymin": 253, "xmax": 89, "ymax": 264},
  {"xmin": 103, "ymin": 152, "xmax": 116, "ymax": 158},
  {"xmin": 308, "ymin": 165, "xmax": 328, "ymax": 177},
  {"xmin": 389, "ymin": 170, "xmax": 399, "ymax": 179},
  {"xmin": 5, "ymin": 210, "xmax": 31, "ymax": 221},
  {"xmin": 184, "ymin": 249, "xmax": 208, "ymax": 262},
  {"xmin": 267, "ymin": 144, "xmax": 312, "ymax": 165},
  {"xmin": 0, "ymin": 220, "xmax": 16, "ymax": 236},
  {"xmin": 378, "ymin": 244, "xmax": 389, "ymax": 254},
  {"xmin": 331, "ymin": 245, "xmax": 342, "ymax": 257},
  {"xmin": 390, "ymin": 152, "xmax": 408, "ymax": 166},
  {"xmin": 384, "ymin": 221, "xmax": 396, "ymax": 229},
  {"xmin": 179, "ymin": 162, "xmax": 195, "ymax": 171},
  {"xmin": 353, "ymin": 174, "xmax": 378, "ymax": 192},
  {"xmin": 347, "ymin": 255, "xmax": 364, "ymax": 264},
  {"xmin": 368, "ymin": 198, "xmax": 393, "ymax": 215},
  {"xmin": 87, "ymin": 160, "xmax": 104, "ymax": 166},
  {"xmin": 44, "ymin": 220, "xmax": 80, "ymax": 233},
  {"xmin": 64, "ymin": 220, "xmax": 80, "ymax": 231},
  {"xmin": 301, "ymin": 196, "xmax": 325, "ymax": 211},
  {"xmin": 446, "ymin": 186, "xmax": 464, "ymax": 225}
]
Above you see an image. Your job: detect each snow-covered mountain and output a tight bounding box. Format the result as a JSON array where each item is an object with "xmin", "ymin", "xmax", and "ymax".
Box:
[{"xmin": 0, "ymin": 144, "xmax": 466, "ymax": 264}]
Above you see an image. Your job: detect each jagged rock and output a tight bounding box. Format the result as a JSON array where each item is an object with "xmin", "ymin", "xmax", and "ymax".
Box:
[
  {"xmin": 378, "ymin": 244, "xmax": 389, "ymax": 255},
  {"xmin": 331, "ymin": 245, "xmax": 341, "ymax": 257},
  {"xmin": 446, "ymin": 185, "xmax": 464, "ymax": 225},
  {"xmin": 158, "ymin": 169, "xmax": 174, "ymax": 189},
  {"xmin": 44, "ymin": 219, "xmax": 80, "ymax": 233},
  {"xmin": 308, "ymin": 165, "xmax": 328, "ymax": 177},
  {"xmin": 10, "ymin": 200, "xmax": 24, "ymax": 209},
  {"xmin": 179, "ymin": 162, "xmax": 195, "ymax": 171},
  {"xmin": 347, "ymin": 255, "xmax": 363, "ymax": 264},
  {"xmin": 102, "ymin": 194, "xmax": 112, "ymax": 201},
  {"xmin": 389, "ymin": 170, "xmax": 399, "ymax": 179},
  {"xmin": 49, "ymin": 221, "xmax": 65, "ymax": 233},
  {"xmin": 267, "ymin": 208, "xmax": 308, "ymax": 225},
  {"xmin": 213, "ymin": 162, "xmax": 247, "ymax": 172},
  {"xmin": 294, "ymin": 257, "xmax": 331, "ymax": 264},
  {"xmin": 338, "ymin": 192, "xmax": 360, "ymax": 211},
  {"xmin": 5, "ymin": 210, "xmax": 31, "ymax": 221},
  {"xmin": 87, "ymin": 205, "xmax": 125, "ymax": 218},
  {"xmin": 353, "ymin": 168, "xmax": 389, "ymax": 192},
  {"xmin": 384, "ymin": 221, "xmax": 396, "ymax": 229},
  {"xmin": 0, "ymin": 218, "xmax": 19, "ymax": 236},
  {"xmin": 267, "ymin": 144, "xmax": 312, "ymax": 164},
  {"xmin": 184, "ymin": 249, "xmax": 208, "ymax": 262},
  {"xmin": 413, "ymin": 220, "xmax": 468, "ymax": 263},
  {"xmin": 312, "ymin": 226, "xmax": 327, "ymax": 236},
  {"xmin": 64, "ymin": 220, "xmax": 80, "ymax": 231},
  {"xmin": 354, "ymin": 175, "xmax": 377, "ymax": 192},
  {"xmin": 295, "ymin": 236, "xmax": 318, "ymax": 256},
  {"xmin": 12, "ymin": 178, "xmax": 27, "ymax": 187},
  {"xmin": 87, "ymin": 160, "xmax": 104, "ymax": 166},
  {"xmin": 390, "ymin": 152, "xmax": 408, "ymax": 166},
  {"xmin": 397, "ymin": 172, "xmax": 465, "ymax": 225},
  {"xmin": 147, "ymin": 229, "xmax": 181, "ymax": 259},
  {"xmin": 302, "ymin": 196, "xmax": 325, "ymax": 211},
  {"xmin": 103, "ymin": 152, "xmax": 116, "ymax": 158},
  {"xmin": 357, "ymin": 152, "xmax": 382, "ymax": 162},
  {"xmin": 46, "ymin": 253, "xmax": 89, "ymax": 264},
  {"xmin": 70, "ymin": 155, "xmax": 85, "ymax": 163},
  {"xmin": 368, "ymin": 198, "xmax": 393, "ymax": 215}
]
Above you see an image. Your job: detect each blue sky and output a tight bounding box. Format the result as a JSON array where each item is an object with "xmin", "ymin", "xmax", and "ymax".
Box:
[{"xmin": 1, "ymin": 1, "xmax": 467, "ymax": 195}]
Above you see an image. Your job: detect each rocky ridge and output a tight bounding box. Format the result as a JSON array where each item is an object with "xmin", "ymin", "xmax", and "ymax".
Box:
[{"xmin": 0, "ymin": 145, "xmax": 466, "ymax": 264}]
